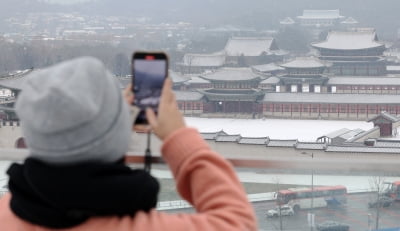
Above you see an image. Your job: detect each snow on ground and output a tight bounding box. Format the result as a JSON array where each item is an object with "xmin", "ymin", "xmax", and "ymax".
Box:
[{"xmin": 185, "ymin": 117, "xmax": 374, "ymax": 142}]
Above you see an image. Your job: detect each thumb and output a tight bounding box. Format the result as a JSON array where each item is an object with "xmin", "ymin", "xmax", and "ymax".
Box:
[{"xmin": 146, "ymin": 108, "xmax": 158, "ymax": 129}]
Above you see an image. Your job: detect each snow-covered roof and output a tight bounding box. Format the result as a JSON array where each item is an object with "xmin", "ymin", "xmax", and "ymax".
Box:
[
  {"xmin": 280, "ymin": 17, "xmax": 295, "ymax": 25},
  {"xmin": 174, "ymin": 91, "xmax": 204, "ymax": 101},
  {"xmin": 327, "ymin": 77, "xmax": 400, "ymax": 86},
  {"xmin": 170, "ymin": 71, "xmax": 189, "ymax": 83},
  {"xmin": 386, "ymin": 66, "xmax": 400, "ymax": 71},
  {"xmin": 216, "ymin": 135, "xmax": 241, "ymax": 142},
  {"xmin": 280, "ymin": 57, "xmax": 327, "ymax": 69},
  {"xmin": 224, "ymin": 37, "xmax": 276, "ymax": 56},
  {"xmin": 339, "ymin": 129, "xmax": 365, "ymax": 140},
  {"xmin": 183, "ymin": 52, "xmax": 225, "ymax": 67},
  {"xmin": 321, "ymin": 128, "xmax": 351, "ymax": 139},
  {"xmin": 267, "ymin": 139, "xmax": 298, "ymax": 147},
  {"xmin": 200, "ymin": 68, "xmax": 261, "ymax": 81},
  {"xmin": 367, "ymin": 111, "xmax": 400, "ymax": 123},
  {"xmin": 260, "ymin": 76, "xmax": 280, "ymax": 84},
  {"xmin": 200, "ymin": 130, "xmax": 228, "ymax": 140},
  {"xmin": 312, "ymin": 31, "xmax": 385, "ymax": 50},
  {"xmin": 238, "ymin": 137, "xmax": 269, "ymax": 145},
  {"xmin": 375, "ymin": 140, "xmax": 400, "ymax": 148},
  {"xmin": 298, "ymin": 10, "xmax": 344, "ymax": 19},
  {"xmin": 341, "ymin": 17, "xmax": 358, "ymax": 24},
  {"xmin": 252, "ymin": 63, "xmax": 285, "ymax": 72},
  {"xmin": 185, "ymin": 76, "xmax": 211, "ymax": 84},
  {"xmin": 326, "ymin": 145, "xmax": 400, "ymax": 154},
  {"xmin": 262, "ymin": 93, "xmax": 400, "ymax": 104},
  {"xmin": 295, "ymin": 142, "xmax": 326, "ymax": 150}
]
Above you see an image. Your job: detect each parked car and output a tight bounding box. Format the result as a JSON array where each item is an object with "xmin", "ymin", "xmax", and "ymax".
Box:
[
  {"xmin": 316, "ymin": 220, "xmax": 350, "ymax": 231},
  {"xmin": 368, "ymin": 196, "xmax": 394, "ymax": 208},
  {"xmin": 266, "ymin": 205, "xmax": 294, "ymax": 218}
]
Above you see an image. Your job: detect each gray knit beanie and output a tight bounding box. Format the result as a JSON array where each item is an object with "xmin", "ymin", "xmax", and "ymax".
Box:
[{"xmin": 15, "ymin": 57, "xmax": 132, "ymax": 164}]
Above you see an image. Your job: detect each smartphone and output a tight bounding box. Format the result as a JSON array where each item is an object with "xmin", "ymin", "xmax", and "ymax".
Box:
[{"xmin": 132, "ymin": 51, "xmax": 168, "ymax": 125}]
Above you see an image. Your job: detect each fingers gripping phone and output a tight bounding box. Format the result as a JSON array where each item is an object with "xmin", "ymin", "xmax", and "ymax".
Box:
[{"xmin": 132, "ymin": 52, "xmax": 168, "ymax": 125}]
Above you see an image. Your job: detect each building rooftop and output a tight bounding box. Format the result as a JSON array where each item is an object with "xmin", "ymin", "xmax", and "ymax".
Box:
[
  {"xmin": 295, "ymin": 142, "xmax": 326, "ymax": 150},
  {"xmin": 320, "ymin": 128, "xmax": 351, "ymax": 139},
  {"xmin": 224, "ymin": 37, "xmax": 277, "ymax": 56},
  {"xmin": 260, "ymin": 76, "xmax": 281, "ymax": 85},
  {"xmin": 182, "ymin": 52, "xmax": 225, "ymax": 67},
  {"xmin": 280, "ymin": 57, "xmax": 328, "ymax": 69},
  {"xmin": 312, "ymin": 31, "xmax": 385, "ymax": 50},
  {"xmin": 238, "ymin": 137, "xmax": 269, "ymax": 145},
  {"xmin": 200, "ymin": 130, "xmax": 228, "ymax": 140},
  {"xmin": 215, "ymin": 135, "xmax": 241, "ymax": 142},
  {"xmin": 185, "ymin": 76, "xmax": 211, "ymax": 84},
  {"xmin": 251, "ymin": 63, "xmax": 285, "ymax": 73},
  {"xmin": 200, "ymin": 68, "xmax": 261, "ymax": 81},
  {"xmin": 298, "ymin": 9, "xmax": 344, "ymax": 20},
  {"xmin": 267, "ymin": 139, "xmax": 298, "ymax": 147},
  {"xmin": 327, "ymin": 77, "xmax": 400, "ymax": 85},
  {"xmin": 367, "ymin": 111, "xmax": 400, "ymax": 123},
  {"xmin": 170, "ymin": 71, "xmax": 189, "ymax": 83},
  {"xmin": 280, "ymin": 17, "xmax": 295, "ymax": 25},
  {"xmin": 262, "ymin": 92, "xmax": 400, "ymax": 104},
  {"xmin": 341, "ymin": 17, "xmax": 358, "ymax": 24},
  {"xmin": 326, "ymin": 145, "xmax": 400, "ymax": 153},
  {"xmin": 174, "ymin": 91, "xmax": 204, "ymax": 101}
]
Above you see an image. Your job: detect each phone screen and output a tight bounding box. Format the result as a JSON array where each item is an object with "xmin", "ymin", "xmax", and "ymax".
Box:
[{"xmin": 132, "ymin": 53, "xmax": 168, "ymax": 125}]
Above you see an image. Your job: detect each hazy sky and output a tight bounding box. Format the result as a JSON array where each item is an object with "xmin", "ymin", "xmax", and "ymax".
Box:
[{"xmin": 43, "ymin": 0, "xmax": 93, "ymax": 4}]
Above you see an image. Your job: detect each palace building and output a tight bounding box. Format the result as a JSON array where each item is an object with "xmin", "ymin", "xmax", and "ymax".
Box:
[
  {"xmin": 297, "ymin": 10, "xmax": 344, "ymax": 27},
  {"xmin": 311, "ymin": 29, "xmax": 387, "ymax": 76},
  {"xmin": 177, "ymin": 37, "xmax": 287, "ymax": 74}
]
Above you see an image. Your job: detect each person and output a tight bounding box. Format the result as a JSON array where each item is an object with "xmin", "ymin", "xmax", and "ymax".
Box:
[{"xmin": 0, "ymin": 57, "xmax": 257, "ymax": 231}]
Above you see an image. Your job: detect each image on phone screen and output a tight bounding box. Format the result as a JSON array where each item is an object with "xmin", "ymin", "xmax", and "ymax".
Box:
[{"xmin": 133, "ymin": 56, "xmax": 167, "ymax": 125}]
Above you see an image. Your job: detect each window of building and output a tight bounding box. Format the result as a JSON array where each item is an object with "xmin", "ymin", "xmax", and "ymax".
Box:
[{"xmin": 291, "ymin": 85, "xmax": 298, "ymax": 92}]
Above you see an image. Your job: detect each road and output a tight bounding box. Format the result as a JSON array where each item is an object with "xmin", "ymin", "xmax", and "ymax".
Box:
[{"xmin": 167, "ymin": 193, "xmax": 400, "ymax": 231}]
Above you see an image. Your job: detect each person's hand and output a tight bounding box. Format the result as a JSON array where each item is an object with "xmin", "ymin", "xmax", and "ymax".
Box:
[
  {"xmin": 123, "ymin": 83, "xmax": 134, "ymax": 105},
  {"xmin": 146, "ymin": 78, "xmax": 186, "ymax": 140}
]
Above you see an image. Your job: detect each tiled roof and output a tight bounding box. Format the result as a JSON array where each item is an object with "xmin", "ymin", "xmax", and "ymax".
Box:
[
  {"xmin": 260, "ymin": 76, "xmax": 281, "ymax": 84},
  {"xmin": 174, "ymin": 91, "xmax": 204, "ymax": 101},
  {"xmin": 375, "ymin": 140, "xmax": 400, "ymax": 148},
  {"xmin": 252, "ymin": 63, "xmax": 284, "ymax": 72},
  {"xmin": 327, "ymin": 77, "xmax": 400, "ymax": 85},
  {"xmin": 341, "ymin": 17, "xmax": 358, "ymax": 24},
  {"xmin": 298, "ymin": 9, "xmax": 344, "ymax": 19},
  {"xmin": 320, "ymin": 128, "xmax": 351, "ymax": 139},
  {"xmin": 326, "ymin": 145, "xmax": 400, "ymax": 153},
  {"xmin": 185, "ymin": 76, "xmax": 211, "ymax": 84},
  {"xmin": 280, "ymin": 17, "xmax": 295, "ymax": 25},
  {"xmin": 224, "ymin": 37, "xmax": 275, "ymax": 56},
  {"xmin": 267, "ymin": 139, "xmax": 298, "ymax": 147},
  {"xmin": 215, "ymin": 135, "xmax": 241, "ymax": 142},
  {"xmin": 170, "ymin": 71, "xmax": 189, "ymax": 83},
  {"xmin": 280, "ymin": 57, "xmax": 327, "ymax": 69},
  {"xmin": 312, "ymin": 31, "xmax": 384, "ymax": 50},
  {"xmin": 347, "ymin": 127, "xmax": 380, "ymax": 142},
  {"xmin": 200, "ymin": 68, "xmax": 261, "ymax": 81},
  {"xmin": 262, "ymin": 93, "xmax": 400, "ymax": 104},
  {"xmin": 295, "ymin": 142, "xmax": 326, "ymax": 150},
  {"xmin": 238, "ymin": 137, "xmax": 269, "ymax": 145},
  {"xmin": 183, "ymin": 52, "xmax": 225, "ymax": 67},
  {"xmin": 200, "ymin": 130, "xmax": 228, "ymax": 140},
  {"xmin": 367, "ymin": 111, "xmax": 400, "ymax": 123}
]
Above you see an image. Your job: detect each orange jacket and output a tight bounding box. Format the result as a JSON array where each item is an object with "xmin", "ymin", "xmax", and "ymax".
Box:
[{"xmin": 0, "ymin": 128, "xmax": 257, "ymax": 231}]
